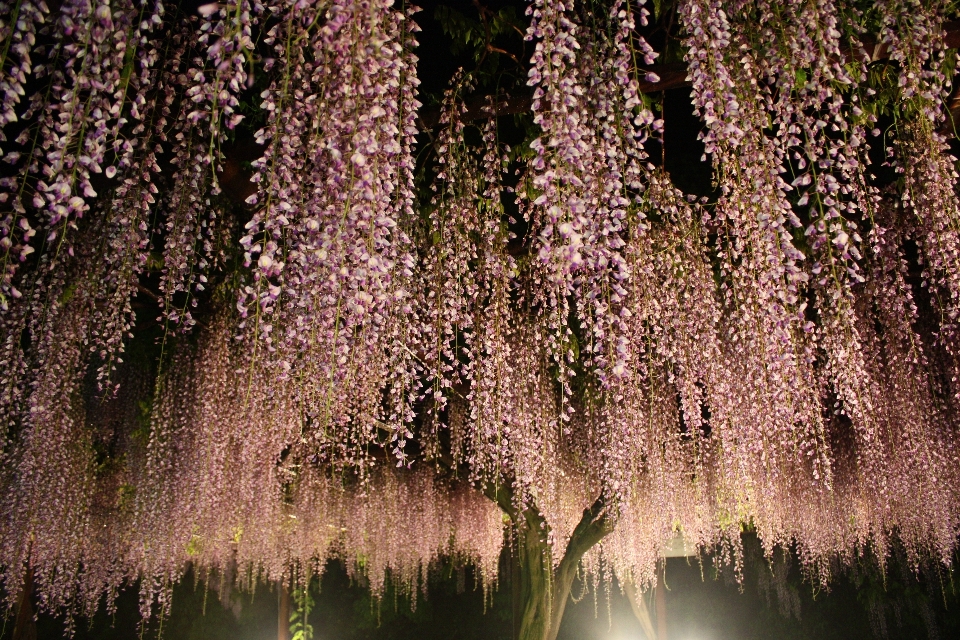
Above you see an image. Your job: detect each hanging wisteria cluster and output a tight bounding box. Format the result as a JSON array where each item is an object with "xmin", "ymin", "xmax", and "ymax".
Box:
[{"xmin": 1, "ymin": 0, "xmax": 960, "ymax": 627}]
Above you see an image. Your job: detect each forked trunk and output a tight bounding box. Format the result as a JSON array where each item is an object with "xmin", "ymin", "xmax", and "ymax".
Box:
[
  {"xmin": 514, "ymin": 514, "xmax": 552, "ymax": 640},
  {"xmin": 511, "ymin": 496, "xmax": 614, "ymax": 640}
]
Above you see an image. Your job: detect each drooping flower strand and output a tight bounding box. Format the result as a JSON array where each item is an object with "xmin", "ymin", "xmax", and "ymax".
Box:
[
  {"xmin": 134, "ymin": 319, "xmax": 503, "ymax": 612},
  {"xmin": 677, "ymin": 0, "xmax": 943, "ymax": 569},
  {"xmin": 85, "ymin": 187, "xmax": 153, "ymax": 392},
  {"xmin": 755, "ymin": 0, "xmax": 892, "ymax": 523},
  {"xmin": 195, "ymin": 0, "xmax": 258, "ymax": 177},
  {"xmin": 0, "ymin": 119, "xmax": 173, "ymax": 625},
  {"xmin": 87, "ymin": 1, "xmax": 174, "ymax": 389},
  {"xmin": 11, "ymin": 1, "xmax": 160, "ymax": 381},
  {"xmin": 415, "ymin": 74, "xmax": 483, "ymax": 448},
  {"xmin": 0, "ymin": 78, "xmax": 45, "ymax": 308},
  {"xmin": 37, "ymin": 0, "xmax": 162, "ymax": 254},
  {"xmin": 385, "ymin": 0, "xmax": 425, "ymax": 454},
  {"xmin": 450, "ymin": 0, "xmax": 653, "ymax": 524},
  {"xmin": 697, "ymin": 0, "xmax": 952, "ymax": 554},
  {"xmin": 157, "ymin": 114, "xmax": 219, "ymax": 331},
  {"xmin": 562, "ymin": 0, "xmax": 668, "ymax": 514},
  {"xmin": 338, "ymin": 468, "xmax": 503, "ymax": 604},
  {"xmin": 573, "ymin": 0, "xmax": 659, "ymax": 387},
  {"xmin": 0, "ymin": 0, "xmax": 162, "ymax": 316},
  {"xmin": 523, "ymin": 0, "xmax": 660, "ymax": 453},
  {"xmin": 602, "ymin": 172, "xmax": 729, "ymax": 584},
  {"xmin": 857, "ymin": 213, "xmax": 960, "ymax": 566},
  {"xmin": 135, "ymin": 312, "xmax": 249, "ymax": 617},
  {"xmin": 238, "ymin": 0, "xmax": 421, "ymax": 468},
  {"xmin": 524, "ymin": 0, "xmax": 593, "ymax": 424},
  {"xmin": 0, "ymin": 5, "xmax": 78, "ymax": 450},
  {"xmin": 0, "ymin": 0, "xmax": 46, "ymax": 139},
  {"xmin": 876, "ymin": 0, "xmax": 953, "ymax": 126},
  {"xmin": 237, "ymin": 0, "xmax": 310, "ymax": 341},
  {"xmin": 681, "ymin": 0, "xmax": 826, "ymax": 507},
  {"xmin": 0, "ymin": 1, "xmax": 173, "ymax": 459},
  {"xmin": 412, "ymin": 81, "xmax": 595, "ymax": 526},
  {"xmin": 0, "ymin": 5, "xmax": 207, "ymax": 618},
  {"xmin": 877, "ymin": 0, "xmax": 960, "ymax": 399},
  {"xmin": 750, "ymin": 0, "xmax": 875, "ymax": 282},
  {"xmin": 455, "ymin": 118, "xmax": 521, "ymax": 481},
  {"xmin": 0, "ymin": 226, "xmax": 129, "ymax": 618},
  {"xmin": 158, "ymin": 9, "xmax": 249, "ymax": 331},
  {"xmin": 0, "ymin": 0, "xmax": 164, "ymax": 496},
  {"xmin": 0, "ymin": 0, "xmax": 46, "ymax": 305}
]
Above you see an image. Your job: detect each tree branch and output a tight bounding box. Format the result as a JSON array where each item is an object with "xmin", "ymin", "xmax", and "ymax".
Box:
[
  {"xmin": 564, "ymin": 494, "xmax": 615, "ymax": 560},
  {"xmin": 547, "ymin": 493, "xmax": 616, "ymax": 640},
  {"xmin": 482, "ymin": 477, "xmax": 518, "ymax": 520},
  {"xmin": 427, "ymin": 445, "xmax": 519, "ymax": 519}
]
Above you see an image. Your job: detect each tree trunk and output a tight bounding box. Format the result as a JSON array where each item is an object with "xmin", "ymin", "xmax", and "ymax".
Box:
[
  {"xmin": 511, "ymin": 529, "xmax": 523, "ymax": 640},
  {"xmin": 278, "ymin": 580, "xmax": 291, "ymax": 640},
  {"xmin": 482, "ymin": 480, "xmax": 613, "ymax": 640},
  {"xmin": 515, "ymin": 509, "xmax": 552, "ymax": 640},
  {"xmin": 12, "ymin": 566, "xmax": 36, "ymax": 640},
  {"xmin": 511, "ymin": 495, "xmax": 614, "ymax": 640}
]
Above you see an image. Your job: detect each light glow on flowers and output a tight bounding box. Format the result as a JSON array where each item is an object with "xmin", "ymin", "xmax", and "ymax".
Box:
[{"xmin": 0, "ymin": 0, "xmax": 958, "ymax": 631}]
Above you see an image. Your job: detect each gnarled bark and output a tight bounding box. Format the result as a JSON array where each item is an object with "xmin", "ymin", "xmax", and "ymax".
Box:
[{"xmin": 508, "ymin": 495, "xmax": 614, "ymax": 640}]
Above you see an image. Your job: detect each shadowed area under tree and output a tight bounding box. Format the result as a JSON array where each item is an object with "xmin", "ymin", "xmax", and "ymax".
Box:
[
  {"xmin": 5, "ymin": 539, "xmax": 960, "ymax": 639},
  {"xmin": 3, "ymin": 1, "xmax": 960, "ymax": 639}
]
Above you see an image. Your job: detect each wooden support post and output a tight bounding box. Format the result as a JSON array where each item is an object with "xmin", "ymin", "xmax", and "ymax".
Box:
[
  {"xmin": 624, "ymin": 579, "xmax": 657, "ymax": 640},
  {"xmin": 655, "ymin": 565, "xmax": 668, "ymax": 640}
]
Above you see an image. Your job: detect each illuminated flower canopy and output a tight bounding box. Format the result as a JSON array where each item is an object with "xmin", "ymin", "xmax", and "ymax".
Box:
[{"xmin": 0, "ymin": 0, "xmax": 958, "ymax": 633}]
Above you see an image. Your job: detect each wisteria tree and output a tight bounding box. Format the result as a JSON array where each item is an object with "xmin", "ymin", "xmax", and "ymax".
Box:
[{"xmin": 2, "ymin": 0, "xmax": 960, "ymax": 639}]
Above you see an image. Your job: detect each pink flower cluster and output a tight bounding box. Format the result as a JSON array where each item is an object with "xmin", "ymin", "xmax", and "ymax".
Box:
[{"xmin": 0, "ymin": 0, "xmax": 959, "ymax": 626}]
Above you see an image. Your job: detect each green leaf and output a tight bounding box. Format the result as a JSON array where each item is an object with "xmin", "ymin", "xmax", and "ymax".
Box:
[
  {"xmin": 434, "ymin": 5, "xmax": 484, "ymax": 58},
  {"xmin": 58, "ymin": 280, "xmax": 78, "ymax": 305}
]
